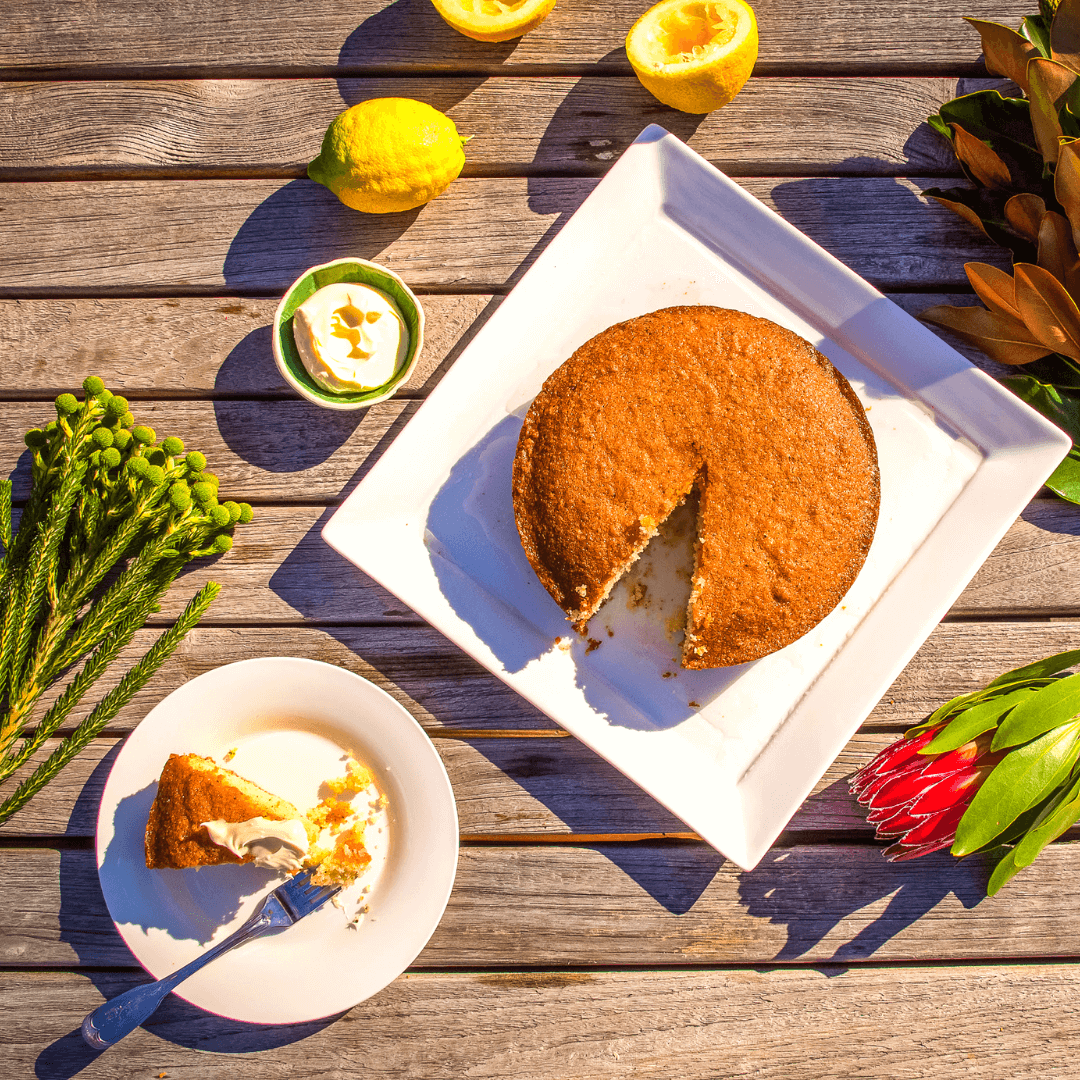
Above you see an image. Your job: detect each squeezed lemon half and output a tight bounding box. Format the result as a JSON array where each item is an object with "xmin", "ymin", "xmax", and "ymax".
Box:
[
  {"xmin": 626, "ymin": 0, "xmax": 758, "ymax": 114},
  {"xmin": 429, "ymin": 0, "xmax": 558, "ymax": 42}
]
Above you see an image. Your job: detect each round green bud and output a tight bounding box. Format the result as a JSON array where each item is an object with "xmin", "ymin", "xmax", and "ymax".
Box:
[
  {"xmin": 105, "ymin": 395, "xmax": 129, "ymax": 420},
  {"xmin": 145, "ymin": 465, "xmax": 165, "ymax": 485},
  {"xmin": 209, "ymin": 504, "xmax": 232, "ymax": 528},
  {"xmin": 211, "ymin": 533, "xmax": 234, "ymax": 554},
  {"xmin": 223, "ymin": 500, "xmax": 242, "ymax": 524},
  {"xmin": 44, "ymin": 421, "xmax": 59, "ymax": 437},
  {"xmin": 192, "ymin": 481, "xmax": 216, "ymax": 506},
  {"xmin": 238, "ymin": 503, "xmax": 254, "ymax": 525},
  {"xmin": 185, "ymin": 451, "xmax": 207, "ymax": 473},
  {"xmin": 122, "ymin": 411, "xmax": 135, "ymax": 427},
  {"xmin": 113, "ymin": 428, "xmax": 133, "ymax": 450},
  {"xmin": 82, "ymin": 376, "xmax": 106, "ymax": 396},
  {"xmin": 147, "ymin": 447, "xmax": 166, "ymax": 467},
  {"xmin": 191, "ymin": 471, "xmax": 219, "ymax": 490},
  {"xmin": 96, "ymin": 388, "xmax": 114, "ymax": 406},
  {"xmin": 131, "ymin": 425, "xmax": 156, "ymax": 446},
  {"xmin": 89, "ymin": 449, "xmax": 101, "ymax": 468},
  {"xmin": 169, "ymin": 484, "xmax": 192, "ymax": 512},
  {"xmin": 55, "ymin": 393, "xmax": 79, "ymax": 416},
  {"xmin": 127, "ymin": 456, "xmax": 150, "ymax": 478},
  {"xmin": 23, "ymin": 429, "xmax": 47, "ymax": 449},
  {"xmin": 102, "ymin": 446, "xmax": 122, "ymax": 469},
  {"xmin": 161, "ymin": 435, "xmax": 184, "ymax": 456},
  {"xmin": 91, "ymin": 426, "xmax": 114, "ymax": 449}
]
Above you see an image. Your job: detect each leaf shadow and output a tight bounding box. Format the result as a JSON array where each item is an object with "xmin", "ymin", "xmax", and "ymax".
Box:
[{"xmin": 738, "ymin": 843, "xmax": 990, "ymax": 968}]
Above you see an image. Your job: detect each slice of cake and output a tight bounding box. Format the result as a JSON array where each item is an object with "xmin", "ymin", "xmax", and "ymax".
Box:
[
  {"xmin": 144, "ymin": 752, "xmax": 384, "ymax": 889},
  {"xmin": 144, "ymin": 753, "xmax": 315, "ymax": 870}
]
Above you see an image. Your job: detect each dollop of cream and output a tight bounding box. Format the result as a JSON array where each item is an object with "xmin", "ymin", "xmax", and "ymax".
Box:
[
  {"xmin": 292, "ymin": 282, "xmax": 409, "ymax": 393},
  {"xmin": 201, "ymin": 817, "xmax": 310, "ymax": 873}
]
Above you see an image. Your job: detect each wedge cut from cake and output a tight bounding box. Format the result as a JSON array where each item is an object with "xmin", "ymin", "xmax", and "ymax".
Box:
[
  {"xmin": 512, "ymin": 306, "xmax": 880, "ymax": 668},
  {"xmin": 144, "ymin": 752, "xmax": 380, "ymax": 888},
  {"xmin": 144, "ymin": 753, "xmax": 314, "ymax": 870}
]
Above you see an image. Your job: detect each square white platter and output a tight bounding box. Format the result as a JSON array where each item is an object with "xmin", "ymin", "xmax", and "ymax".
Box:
[{"xmin": 323, "ymin": 125, "xmax": 1071, "ymax": 871}]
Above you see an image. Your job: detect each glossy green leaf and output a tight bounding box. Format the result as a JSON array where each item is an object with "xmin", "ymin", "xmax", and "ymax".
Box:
[
  {"xmin": 994, "ymin": 669, "xmax": 1080, "ymax": 748},
  {"xmin": 987, "ymin": 647, "xmax": 1080, "ymax": 686},
  {"xmin": 953, "ymin": 719, "xmax": 1080, "ymax": 854},
  {"xmin": 1023, "ymin": 13, "xmax": 1055, "ymax": 57},
  {"xmin": 1046, "ymin": 445, "xmax": 1080, "ymax": 502},
  {"xmin": 907, "ymin": 688, "xmax": 1010, "ymax": 738},
  {"xmin": 923, "ymin": 687, "xmax": 1040, "ymax": 754},
  {"xmin": 987, "ymin": 845, "xmax": 1024, "ymax": 894},
  {"xmin": 999, "ymin": 373, "xmax": 1080, "ymax": 443},
  {"xmin": 1012, "ymin": 770, "xmax": 1080, "ymax": 868}
]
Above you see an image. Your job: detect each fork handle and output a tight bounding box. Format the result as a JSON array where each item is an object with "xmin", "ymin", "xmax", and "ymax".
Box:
[{"xmin": 81, "ymin": 903, "xmax": 276, "ymax": 1049}]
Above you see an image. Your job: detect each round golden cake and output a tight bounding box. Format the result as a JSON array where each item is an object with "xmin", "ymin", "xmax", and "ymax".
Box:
[{"xmin": 511, "ymin": 305, "xmax": 880, "ymax": 669}]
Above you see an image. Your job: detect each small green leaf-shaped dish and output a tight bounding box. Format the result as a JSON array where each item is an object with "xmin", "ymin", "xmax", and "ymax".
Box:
[{"xmin": 272, "ymin": 257, "xmax": 425, "ymax": 411}]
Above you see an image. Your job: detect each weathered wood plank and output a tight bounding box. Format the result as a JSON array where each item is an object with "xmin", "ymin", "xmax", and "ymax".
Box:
[
  {"xmin": 0, "ymin": 293, "xmax": 998, "ymax": 395},
  {"xmin": 0, "ymin": 0, "xmax": 1031, "ymax": 73},
  {"xmin": 4, "ymin": 843, "xmax": 1080, "ymax": 969},
  {"xmin": 0, "ymin": 176, "xmax": 1007, "ymax": 295},
  {"xmin": 1, "ymin": 495, "xmax": 1078, "ymax": 625},
  {"xmin": 0, "ymin": 76, "xmax": 972, "ymax": 178},
  {"xmin": 0, "ymin": 731, "xmax": 887, "ymax": 839},
  {"xmin": 2, "ymin": 620, "xmax": 1073, "ymax": 752},
  {"xmin": 0, "ymin": 295, "xmax": 495, "ymax": 397},
  {"xmin": 6, "ymin": 964, "xmax": 1080, "ymax": 1079}
]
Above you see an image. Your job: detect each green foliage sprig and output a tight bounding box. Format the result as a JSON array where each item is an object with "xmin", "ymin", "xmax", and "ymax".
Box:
[{"xmin": 0, "ymin": 378, "xmax": 253, "ymax": 825}]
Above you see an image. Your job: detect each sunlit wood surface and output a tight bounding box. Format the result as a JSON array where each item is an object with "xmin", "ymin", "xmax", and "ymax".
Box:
[{"xmin": 3, "ymin": 2, "xmax": 1080, "ymax": 1076}]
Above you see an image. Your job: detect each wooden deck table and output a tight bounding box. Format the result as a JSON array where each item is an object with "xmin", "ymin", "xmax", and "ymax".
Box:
[{"xmin": 3, "ymin": 1, "xmax": 1080, "ymax": 1075}]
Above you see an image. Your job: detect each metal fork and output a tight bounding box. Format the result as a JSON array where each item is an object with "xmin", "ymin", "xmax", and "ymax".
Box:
[{"xmin": 81, "ymin": 869, "xmax": 340, "ymax": 1049}]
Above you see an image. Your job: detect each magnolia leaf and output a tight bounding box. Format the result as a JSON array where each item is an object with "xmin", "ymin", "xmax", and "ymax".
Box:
[
  {"xmin": 1023, "ymin": 12, "xmax": 1055, "ymax": 57},
  {"xmin": 988, "ymin": 648, "xmax": 1080, "ymax": 686},
  {"xmin": 951, "ymin": 124, "xmax": 1013, "ymax": 189},
  {"xmin": 924, "ymin": 687, "xmax": 1041, "ymax": 754},
  {"xmin": 953, "ymin": 718, "xmax": 1080, "ymax": 854},
  {"xmin": 1052, "ymin": 0, "xmax": 1080, "ymax": 71},
  {"xmin": 1011, "ymin": 770, "xmax": 1080, "ymax": 869},
  {"xmin": 1006, "ymin": 192, "xmax": 1048, "ymax": 241},
  {"xmin": 1013, "ymin": 261, "xmax": 1080, "ymax": 360},
  {"xmin": 1029, "ymin": 58, "xmax": 1079, "ymax": 162},
  {"xmin": 1046, "ymin": 443, "xmax": 1080, "ymax": 502},
  {"xmin": 1056, "ymin": 140, "xmax": 1080, "ymax": 249},
  {"xmin": 920, "ymin": 303, "xmax": 1054, "ymax": 365},
  {"xmin": 935, "ymin": 92, "xmax": 1045, "ymax": 191},
  {"xmin": 1037, "ymin": 209, "xmax": 1080, "ymax": 294},
  {"xmin": 925, "ymin": 188, "xmax": 1039, "ymax": 263},
  {"xmin": 965, "ymin": 262, "xmax": 1021, "ymax": 319},
  {"xmin": 994, "ymin": 669, "xmax": 1080, "ymax": 748},
  {"xmin": 966, "ymin": 18, "xmax": 1040, "ymax": 92}
]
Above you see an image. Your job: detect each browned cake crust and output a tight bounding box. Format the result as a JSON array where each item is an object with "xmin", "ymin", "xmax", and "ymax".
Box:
[
  {"xmin": 144, "ymin": 753, "xmax": 304, "ymax": 869},
  {"xmin": 512, "ymin": 306, "xmax": 880, "ymax": 669}
]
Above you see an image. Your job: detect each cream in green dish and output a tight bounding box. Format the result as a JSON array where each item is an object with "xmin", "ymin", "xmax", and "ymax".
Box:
[{"xmin": 273, "ymin": 258, "xmax": 425, "ymax": 410}]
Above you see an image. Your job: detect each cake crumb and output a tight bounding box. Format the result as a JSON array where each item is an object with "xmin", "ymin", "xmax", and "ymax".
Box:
[
  {"xmin": 557, "ymin": 636, "xmax": 571, "ymax": 652},
  {"xmin": 628, "ymin": 582, "xmax": 648, "ymax": 609},
  {"xmin": 222, "ymin": 747, "xmax": 237, "ymax": 763},
  {"xmin": 607, "ymin": 627, "xmax": 614, "ymax": 637},
  {"xmin": 688, "ymin": 700, "xmax": 700, "ymax": 708},
  {"xmin": 586, "ymin": 637, "xmax": 601, "ymax": 654},
  {"xmin": 662, "ymin": 671, "xmax": 675, "ymax": 679}
]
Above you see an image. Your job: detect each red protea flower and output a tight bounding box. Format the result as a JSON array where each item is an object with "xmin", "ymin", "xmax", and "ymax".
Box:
[{"xmin": 850, "ymin": 725, "xmax": 1007, "ymax": 861}]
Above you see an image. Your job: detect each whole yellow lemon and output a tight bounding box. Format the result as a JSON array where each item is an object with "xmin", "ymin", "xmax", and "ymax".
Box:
[{"xmin": 308, "ymin": 98, "xmax": 468, "ymax": 214}]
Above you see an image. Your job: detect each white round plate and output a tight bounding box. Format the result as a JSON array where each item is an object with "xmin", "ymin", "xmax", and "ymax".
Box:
[{"xmin": 95, "ymin": 657, "xmax": 459, "ymax": 1024}]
